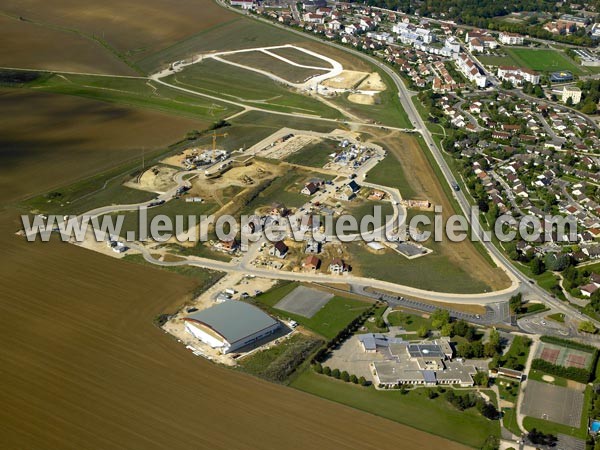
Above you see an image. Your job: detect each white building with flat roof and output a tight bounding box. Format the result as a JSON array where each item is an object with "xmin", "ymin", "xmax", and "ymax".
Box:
[
  {"xmin": 499, "ymin": 32, "xmax": 524, "ymax": 45},
  {"xmin": 562, "ymin": 86, "xmax": 582, "ymax": 104}
]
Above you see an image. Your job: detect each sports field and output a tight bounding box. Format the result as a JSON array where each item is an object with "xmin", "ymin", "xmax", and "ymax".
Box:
[
  {"xmin": 274, "ymin": 285, "xmax": 333, "ymax": 318},
  {"xmin": 536, "ymin": 342, "xmax": 594, "ymax": 370},
  {"xmin": 503, "ymin": 48, "xmax": 583, "ymax": 75},
  {"xmin": 522, "ymin": 380, "xmax": 584, "ymax": 427}
]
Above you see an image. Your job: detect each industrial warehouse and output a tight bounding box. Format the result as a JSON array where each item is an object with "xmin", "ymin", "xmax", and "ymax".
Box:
[
  {"xmin": 358, "ymin": 334, "xmax": 478, "ymax": 388},
  {"xmin": 183, "ymin": 301, "xmax": 280, "ymax": 354}
]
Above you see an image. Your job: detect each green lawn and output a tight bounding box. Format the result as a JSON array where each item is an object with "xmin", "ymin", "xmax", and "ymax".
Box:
[
  {"xmin": 137, "ymin": 17, "xmax": 308, "ymax": 73},
  {"xmin": 503, "ymin": 48, "xmax": 583, "ymax": 75},
  {"xmin": 411, "ymin": 96, "xmax": 446, "ymax": 135},
  {"xmin": 527, "ymin": 369, "xmax": 568, "ymax": 387},
  {"xmin": 523, "ymin": 385, "xmax": 592, "ymax": 439},
  {"xmin": 502, "ymin": 407, "xmax": 522, "ymax": 437},
  {"xmin": 547, "ymin": 312, "xmax": 566, "ymax": 323},
  {"xmin": 292, "ymin": 370, "xmax": 500, "ymax": 448},
  {"xmin": 122, "ymin": 253, "xmax": 223, "ymax": 293},
  {"xmin": 284, "ymin": 138, "xmax": 338, "ymax": 168},
  {"xmin": 252, "ymin": 282, "xmax": 371, "ymax": 339},
  {"xmin": 167, "ymin": 58, "xmax": 342, "ymax": 118},
  {"xmin": 496, "ymin": 377, "xmax": 520, "ymax": 403},
  {"xmin": 498, "ymin": 335, "xmax": 532, "ymax": 371},
  {"xmin": 364, "ymin": 152, "xmax": 417, "ymax": 199},
  {"xmin": 387, "ymin": 311, "xmax": 432, "ymax": 332},
  {"xmin": 360, "ymin": 304, "xmax": 388, "ymax": 333},
  {"xmin": 348, "ymin": 238, "xmax": 492, "ymax": 294}
]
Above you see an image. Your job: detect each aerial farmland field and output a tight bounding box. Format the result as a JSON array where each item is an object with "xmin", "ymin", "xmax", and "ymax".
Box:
[{"xmin": 0, "ymin": 88, "xmax": 205, "ymax": 203}]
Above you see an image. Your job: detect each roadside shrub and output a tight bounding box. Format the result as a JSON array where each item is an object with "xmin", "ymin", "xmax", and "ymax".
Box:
[
  {"xmin": 331, "ymin": 368, "xmax": 340, "ymax": 379},
  {"xmin": 350, "ymin": 374, "xmax": 358, "ymax": 384},
  {"xmin": 322, "ymin": 366, "xmax": 331, "ymax": 376},
  {"xmin": 340, "ymin": 371, "xmax": 350, "ymax": 382}
]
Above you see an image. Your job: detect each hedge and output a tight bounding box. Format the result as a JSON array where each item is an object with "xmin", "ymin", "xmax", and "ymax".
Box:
[{"xmin": 531, "ymin": 359, "xmax": 591, "ymax": 383}]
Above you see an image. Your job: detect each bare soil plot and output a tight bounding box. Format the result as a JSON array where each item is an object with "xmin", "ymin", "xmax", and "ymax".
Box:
[
  {"xmin": 322, "ymin": 70, "xmax": 369, "ymax": 89},
  {"xmin": 0, "ymin": 15, "xmax": 134, "ymax": 75},
  {"xmin": 125, "ymin": 165, "xmax": 178, "ymax": 193},
  {"xmin": 356, "ymin": 72, "xmax": 387, "ymax": 91},
  {"xmin": 0, "ymin": 89, "xmax": 203, "ymax": 203},
  {"xmin": 275, "ymin": 285, "xmax": 333, "ymax": 318},
  {"xmin": 221, "ymin": 51, "xmax": 328, "ymax": 84},
  {"xmin": 522, "ymin": 380, "xmax": 584, "ymax": 427},
  {"xmin": 348, "ymin": 93, "xmax": 376, "ymax": 105},
  {"xmin": 0, "ymin": 0, "xmax": 236, "ymax": 65}
]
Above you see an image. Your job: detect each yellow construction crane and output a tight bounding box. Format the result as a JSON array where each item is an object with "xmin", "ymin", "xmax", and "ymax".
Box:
[{"xmin": 211, "ymin": 131, "xmax": 228, "ymax": 152}]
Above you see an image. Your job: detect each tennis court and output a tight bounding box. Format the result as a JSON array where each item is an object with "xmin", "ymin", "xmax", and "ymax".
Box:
[{"xmin": 536, "ymin": 343, "xmax": 593, "ymax": 370}]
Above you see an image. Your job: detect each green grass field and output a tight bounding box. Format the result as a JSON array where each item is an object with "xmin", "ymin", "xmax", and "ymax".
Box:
[
  {"xmin": 252, "ymin": 282, "xmax": 371, "ymax": 339},
  {"xmin": 348, "ymin": 237, "xmax": 492, "ymax": 294},
  {"xmin": 292, "ymin": 370, "xmax": 500, "ymax": 448},
  {"xmin": 167, "ymin": 58, "xmax": 341, "ymax": 118},
  {"xmin": 387, "ymin": 311, "xmax": 432, "ymax": 332},
  {"xmin": 285, "ymin": 138, "xmax": 338, "ymax": 168},
  {"xmin": 364, "ymin": 152, "xmax": 417, "ymax": 199},
  {"xmin": 503, "ymin": 48, "xmax": 583, "ymax": 75},
  {"xmin": 527, "ymin": 369, "xmax": 569, "ymax": 387},
  {"xmin": 222, "ymin": 50, "xmax": 328, "ymax": 84},
  {"xmin": 33, "ymin": 73, "xmax": 241, "ymax": 122}
]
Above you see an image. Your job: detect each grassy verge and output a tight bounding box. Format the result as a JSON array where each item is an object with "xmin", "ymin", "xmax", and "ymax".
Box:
[{"xmin": 237, "ymin": 333, "xmax": 324, "ymax": 383}]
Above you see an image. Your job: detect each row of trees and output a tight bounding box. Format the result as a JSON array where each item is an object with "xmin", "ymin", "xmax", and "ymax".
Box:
[{"xmin": 313, "ymin": 363, "xmax": 370, "ymax": 386}]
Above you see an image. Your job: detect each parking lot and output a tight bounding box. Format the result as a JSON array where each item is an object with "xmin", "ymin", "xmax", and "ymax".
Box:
[
  {"xmin": 522, "ymin": 380, "xmax": 584, "ymax": 427},
  {"xmin": 357, "ymin": 286, "xmax": 510, "ymax": 325},
  {"xmin": 322, "ymin": 334, "xmax": 385, "ymax": 378}
]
